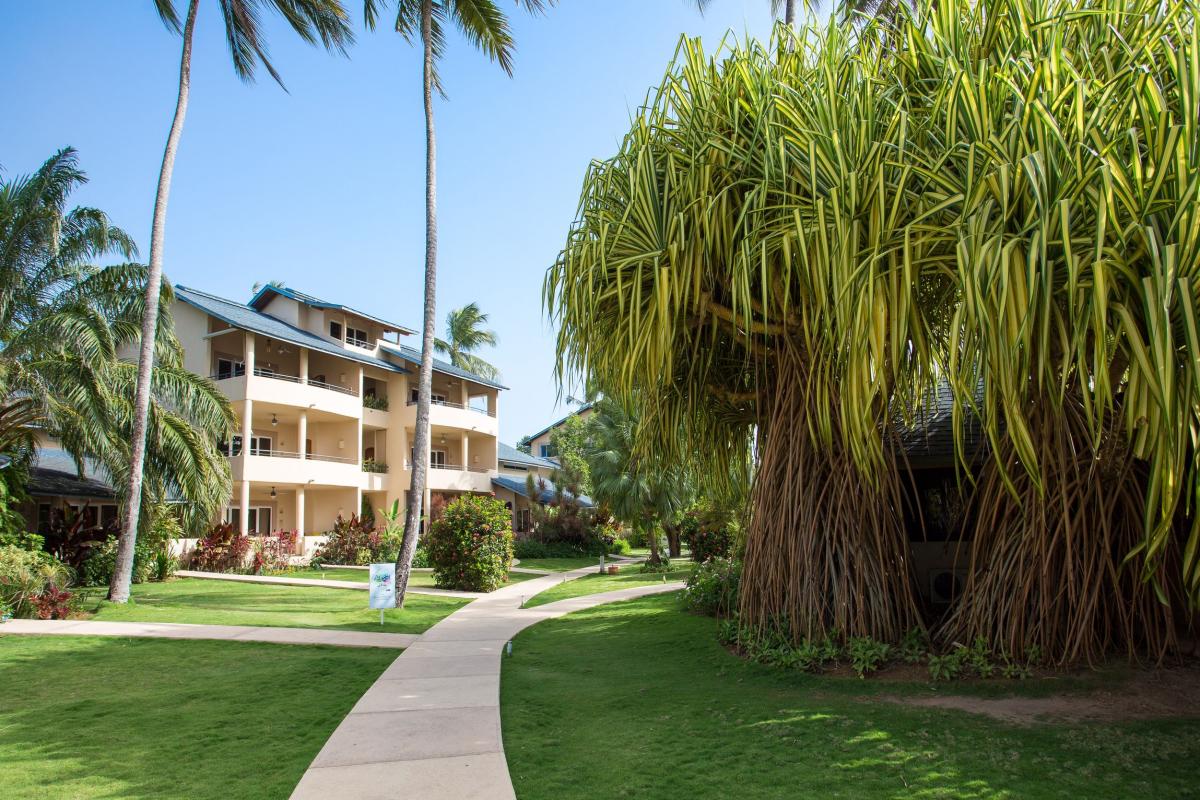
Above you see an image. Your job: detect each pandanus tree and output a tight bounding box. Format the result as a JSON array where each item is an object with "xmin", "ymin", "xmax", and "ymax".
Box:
[
  {"xmin": 548, "ymin": 0, "xmax": 1200, "ymax": 665},
  {"xmin": 1, "ymin": 150, "xmax": 235, "ymax": 542},
  {"xmin": 363, "ymin": 0, "xmax": 554, "ymax": 606},
  {"xmin": 115, "ymin": 0, "xmax": 355, "ymax": 604},
  {"xmin": 548, "ymin": 25, "xmax": 958, "ymax": 645}
]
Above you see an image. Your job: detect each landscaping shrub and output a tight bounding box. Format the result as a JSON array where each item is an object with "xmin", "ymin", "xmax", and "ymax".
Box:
[
  {"xmin": 607, "ymin": 537, "xmax": 632, "ymax": 556},
  {"xmin": 252, "ymin": 530, "xmax": 299, "ymax": 574},
  {"xmin": 0, "ymin": 545, "xmax": 74, "ymax": 618},
  {"xmin": 641, "ymin": 556, "xmax": 672, "ymax": 573},
  {"xmin": 684, "ymin": 556, "xmax": 741, "ymax": 616},
  {"xmin": 680, "ymin": 510, "xmax": 735, "ymax": 562},
  {"xmin": 189, "ymin": 522, "xmax": 251, "ymax": 572},
  {"xmin": 311, "ymin": 514, "xmax": 379, "ymax": 566},
  {"xmin": 81, "ymin": 536, "xmax": 155, "ymax": 586},
  {"xmin": 427, "ymin": 495, "xmax": 513, "ymax": 592},
  {"xmin": 513, "ymin": 538, "xmax": 548, "ymax": 560},
  {"xmin": 514, "ymin": 537, "xmax": 604, "ymax": 560},
  {"xmin": 411, "ymin": 545, "xmax": 431, "ymax": 569}
]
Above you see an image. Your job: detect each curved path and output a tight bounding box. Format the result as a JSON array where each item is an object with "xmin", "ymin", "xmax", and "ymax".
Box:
[
  {"xmin": 175, "ymin": 569, "xmax": 488, "ymax": 599},
  {"xmin": 290, "ymin": 565, "xmax": 685, "ymax": 800}
]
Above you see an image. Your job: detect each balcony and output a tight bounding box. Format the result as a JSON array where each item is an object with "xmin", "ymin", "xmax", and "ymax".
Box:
[
  {"xmin": 230, "ymin": 449, "xmax": 363, "ymax": 487},
  {"xmin": 213, "ymin": 367, "xmax": 362, "ymax": 418},
  {"xmin": 399, "ymin": 398, "xmax": 498, "ymax": 436},
  {"xmin": 404, "ymin": 461, "xmax": 494, "ymax": 493}
]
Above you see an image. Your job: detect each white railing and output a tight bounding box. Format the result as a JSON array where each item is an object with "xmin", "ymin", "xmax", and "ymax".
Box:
[
  {"xmin": 213, "ymin": 367, "xmax": 359, "ymax": 397},
  {"xmin": 231, "ymin": 450, "xmax": 357, "ymax": 465},
  {"xmin": 307, "ymin": 378, "xmax": 358, "ymax": 397},
  {"xmin": 253, "ymin": 367, "xmax": 301, "ymax": 383},
  {"xmin": 406, "ymin": 398, "xmax": 495, "ymax": 418},
  {"xmin": 405, "ymin": 462, "xmax": 492, "ymax": 474}
]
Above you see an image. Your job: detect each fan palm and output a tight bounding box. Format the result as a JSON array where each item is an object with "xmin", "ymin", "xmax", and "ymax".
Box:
[
  {"xmin": 0, "ymin": 149, "xmax": 235, "ymax": 553},
  {"xmin": 363, "ymin": 0, "xmax": 554, "ymax": 606},
  {"xmin": 116, "ymin": 0, "xmax": 354, "ymax": 603},
  {"xmin": 435, "ymin": 302, "xmax": 500, "ymax": 381},
  {"xmin": 585, "ymin": 397, "xmax": 690, "ymax": 564}
]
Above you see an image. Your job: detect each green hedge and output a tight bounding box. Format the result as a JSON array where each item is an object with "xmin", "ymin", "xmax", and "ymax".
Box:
[{"xmin": 427, "ymin": 495, "xmax": 514, "ymax": 592}]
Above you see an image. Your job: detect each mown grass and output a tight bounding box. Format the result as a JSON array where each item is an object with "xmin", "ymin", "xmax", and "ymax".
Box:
[
  {"xmin": 512, "ymin": 557, "xmax": 605, "ymax": 572},
  {"xmin": 268, "ymin": 567, "xmax": 538, "ymax": 588},
  {"xmin": 0, "ymin": 635, "xmax": 393, "ymax": 800},
  {"xmin": 85, "ymin": 577, "xmax": 467, "ymax": 634},
  {"xmin": 522, "ymin": 563, "xmax": 692, "ymax": 607},
  {"xmin": 502, "ymin": 593, "xmax": 1200, "ymax": 799}
]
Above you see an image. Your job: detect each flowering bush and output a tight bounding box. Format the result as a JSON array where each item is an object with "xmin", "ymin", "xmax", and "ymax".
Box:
[
  {"xmin": 32, "ymin": 584, "xmax": 75, "ymax": 619},
  {"xmin": 253, "ymin": 530, "xmax": 299, "ymax": 574},
  {"xmin": 311, "ymin": 515, "xmax": 380, "ymax": 566},
  {"xmin": 684, "ymin": 556, "xmax": 741, "ymax": 617},
  {"xmin": 680, "ymin": 510, "xmax": 736, "ymax": 562},
  {"xmin": 189, "ymin": 522, "xmax": 251, "ymax": 572},
  {"xmin": 427, "ymin": 495, "xmax": 513, "ymax": 592}
]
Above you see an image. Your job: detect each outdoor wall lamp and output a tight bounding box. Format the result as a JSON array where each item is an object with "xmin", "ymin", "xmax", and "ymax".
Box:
[{"xmin": 270, "ymin": 486, "xmax": 277, "ymax": 498}]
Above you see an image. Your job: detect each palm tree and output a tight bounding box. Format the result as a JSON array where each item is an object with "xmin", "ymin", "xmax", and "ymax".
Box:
[
  {"xmin": 692, "ymin": 0, "xmax": 800, "ymax": 25},
  {"xmin": 363, "ymin": 0, "xmax": 554, "ymax": 606},
  {"xmin": 585, "ymin": 397, "xmax": 689, "ymax": 565},
  {"xmin": 115, "ymin": 0, "xmax": 354, "ymax": 603},
  {"xmin": 434, "ymin": 302, "xmax": 500, "ymax": 381},
  {"xmin": 0, "ymin": 149, "xmax": 235, "ymax": 556}
]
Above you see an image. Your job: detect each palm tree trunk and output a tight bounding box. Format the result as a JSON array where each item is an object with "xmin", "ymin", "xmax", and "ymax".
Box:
[
  {"xmin": 395, "ymin": 0, "xmax": 438, "ymax": 608},
  {"xmin": 784, "ymin": 0, "xmax": 795, "ymax": 25},
  {"xmin": 108, "ymin": 0, "xmax": 199, "ymax": 603}
]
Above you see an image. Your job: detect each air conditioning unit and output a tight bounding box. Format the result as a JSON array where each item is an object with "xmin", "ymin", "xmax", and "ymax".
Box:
[{"xmin": 928, "ymin": 569, "xmax": 968, "ymax": 604}]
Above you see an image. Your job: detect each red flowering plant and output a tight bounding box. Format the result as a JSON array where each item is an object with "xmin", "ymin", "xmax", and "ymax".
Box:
[
  {"xmin": 311, "ymin": 515, "xmax": 379, "ymax": 566},
  {"xmin": 189, "ymin": 522, "xmax": 251, "ymax": 572},
  {"xmin": 680, "ymin": 509, "xmax": 736, "ymax": 562},
  {"xmin": 252, "ymin": 530, "xmax": 300, "ymax": 574},
  {"xmin": 32, "ymin": 584, "xmax": 74, "ymax": 619},
  {"xmin": 427, "ymin": 495, "xmax": 513, "ymax": 592}
]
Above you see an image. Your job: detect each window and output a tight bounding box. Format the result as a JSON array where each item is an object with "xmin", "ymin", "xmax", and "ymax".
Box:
[
  {"xmin": 539, "ymin": 443, "xmax": 557, "ymax": 458},
  {"xmin": 220, "ymin": 435, "xmax": 243, "ymax": 456},
  {"xmin": 346, "ymin": 326, "xmax": 369, "ymax": 348},
  {"xmin": 518, "ymin": 508, "xmax": 532, "ymax": 532},
  {"xmin": 329, "ymin": 321, "xmax": 343, "ymax": 341},
  {"xmin": 216, "ymin": 357, "xmax": 245, "ymax": 379},
  {"xmin": 37, "ymin": 504, "xmax": 51, "ymax": 535},
  {"xmin": 430, "ymin": 450, "xmax": 446, "ymax": 468},
  {"xmin": 227, "ymin": 506, "xmax": 273, "ymax": 534},
  {"xmin": 248, "ymin": 435, "xmax": 272, "ymax": 456},
  {"xmin": 410, "ymin": 389, "xmax": 447, "ymax": 404},
  {"xmin": 72, "ymin": 503, "xmax": 118, "ymax": 530}
]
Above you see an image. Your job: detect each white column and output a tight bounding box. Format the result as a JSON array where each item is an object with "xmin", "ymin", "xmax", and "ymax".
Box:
[
  {"xmin": 296, "ymin": 486, "xmax": 306, "ymax": 540},
  {"xmin": 238, "ymin": 479, "xmax": 251, "ymax": 537},
  {"xmin": 298, "ymin": 410, "xmax": 307, "ymax": 461},
  {"xmin": 461, "ymin": 431, "xmax": 469, "ymax": 472},
  {"xmin": 243, "ymin": 331, "xmax": 256, "ymax": 379},
  {"xmin": 299, "ymin": 348, "xmax": 309, "ymax": 384}
]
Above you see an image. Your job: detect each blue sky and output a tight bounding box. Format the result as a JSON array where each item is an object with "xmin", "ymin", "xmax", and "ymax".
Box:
[{"xmin": 0, "ymin": 0, "xmax": 793, "ymax": 443}]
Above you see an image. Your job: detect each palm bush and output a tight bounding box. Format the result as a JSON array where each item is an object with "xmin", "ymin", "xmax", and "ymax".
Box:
[{"xmin": 0, "ymin": 545, "xmax": 73, "ymax": 618}]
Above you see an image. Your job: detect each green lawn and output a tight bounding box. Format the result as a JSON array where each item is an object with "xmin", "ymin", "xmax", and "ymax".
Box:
[
  {"xmin": 273, "ymin": 567, "xmax": 540, "ymax": 588},
  {"xmin": 0, "ymin": 635, "xmax": 393, "ymax": 800},
  {"xmin": 513, "ymin": 557, "xmax": 605, "ymax": 572},
  {"xmin": 522, "ymin": 563, "xmax": 693, "ymax": 607},
  {"xmin": 86, "ymin": 577, "xmax": 467, "ymax": 634},
  {"xmin": 502, "ymin": 593, "xmax": 1200, "ymax": 800}
]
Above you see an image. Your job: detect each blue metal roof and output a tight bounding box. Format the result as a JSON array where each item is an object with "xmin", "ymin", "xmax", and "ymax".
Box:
[
  {"xmin": 248, "ymin": 284, "xmax": 417, "ymax": 336},
  {"xmin": 497, "ymin": 442, "xmax": 558, "ymax": 470},
  {"xmin": 380, "ymin": 341, "xmax": 507, "ymax": 391},
  {"xmin": 491, "ymin": 474, "xmax": 593, "ymax": 508},
  {"xmin": 176, "ymin": 286, "xmax": 410, "ymax": 375}
]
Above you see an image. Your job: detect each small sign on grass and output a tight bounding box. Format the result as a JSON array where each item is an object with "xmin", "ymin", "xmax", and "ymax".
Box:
[{"xmin": 369, "ymin": 563, "xmax": 397, "ymax": 625}]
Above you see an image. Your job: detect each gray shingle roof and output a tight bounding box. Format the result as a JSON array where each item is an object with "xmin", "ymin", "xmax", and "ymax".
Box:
[
  {"xmin": 175, "ymin": 286, "xmax": 410, "ymax": 375},
  {"xmin": 248, "ymin": 285, "xmax": 418, "ymax": 336},
  {"xmin": 379, "ymin": 341, "xmax": 507, "ymax": 390},
  {"xmin": 497, "ymin": 442, "xmax": 558, "ymax": 470},
  {"xmin": 491, "ymin": 474, "xmax": 594, "ymax": 508},
  {"xmin": 28, "ymin": 449, "xmax": 114, "ymax": 499},
  {"xmin": 525, "ymin": 403, "xmax": 592, "ymax": 442},
  {"xmin": 897, "ymin": 382, "xmax": 986, "ymax": 469}
]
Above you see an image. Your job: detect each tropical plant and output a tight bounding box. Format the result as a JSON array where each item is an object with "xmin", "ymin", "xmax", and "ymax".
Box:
[
  {"xmin": 548, "ymin": 1, "xmax": 1200, "ymax": 665},
  {"xmin": 0, "ymin": 545, "xmax": 73, "ymax": 619},
  {"xmin": 115, "ymin": 0, "xmax": 355, "ymax": 604},
  {"xmin": 426, "ymin": 494, "xmax": 513, "ymax": 591},
  {"xmin": 583, "ymin": 397, "xmax": 692, "ymax": 564},
  {"xmin": 364, "ymin": 0, "xmax": 555, "ymax": 607},
  {"xmin": 0, "ymin": 150, "xmax": 235, "ymax": 575},
  {"xmin": 434, "ymin": 302, "xmax": 501, "ymax": 381},
  {"xmin": 189, "ymin": 521, "xmax": 251, "ymax": 572}
]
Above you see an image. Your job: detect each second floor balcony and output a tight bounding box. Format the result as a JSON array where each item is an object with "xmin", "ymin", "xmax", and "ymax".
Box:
[{"xmin": 212, "ymin": 365, "xmax": 362, "ymax": 418}]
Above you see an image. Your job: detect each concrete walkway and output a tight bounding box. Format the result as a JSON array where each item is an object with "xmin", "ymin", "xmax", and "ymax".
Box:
[
  {"xmin": 0, "ymin": 618, "xmax": 416, "ymax": 648},
  {"xmin": 176, "ymin": 570, "xmax": 488, "ymax": 599},
  {"xmin": 291, "ymin": 566, "xmax": 685, "ymax": 800}
]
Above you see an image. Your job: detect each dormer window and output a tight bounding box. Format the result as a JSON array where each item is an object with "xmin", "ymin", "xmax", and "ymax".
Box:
[
  {"xmin": 346, "ymin": 326, "xmax": 369, "ymax": 348},
  {"xmin": 329, "ymin": 321, "xmax": 343, "ymax": 341}
]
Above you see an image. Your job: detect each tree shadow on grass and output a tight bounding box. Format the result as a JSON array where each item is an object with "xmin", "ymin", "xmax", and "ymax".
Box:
[{"xmin": 0, "ymin": 635, "xmax": 393, "ymax": 800}]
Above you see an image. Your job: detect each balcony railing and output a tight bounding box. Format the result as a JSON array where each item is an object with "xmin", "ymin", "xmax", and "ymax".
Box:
[
  {"xmin": 362, "ymin": 459, "xmax": 389, "ymax": 474},
  {"xmin": 346, "ymin": 336, "xmax": 372, "ymax": 349},
  {"xmin": 406, "ymin": 461, "xmax": 491, "ymax": 474},
  {"xmin": 406, "ymin": 398, "xmax": 495, "ymax": 418},
  {"xmin": 362, "ymin": 394, "xmax": 389, "ymax": 411},
  {"xmin": 212, "ymin": 368, "xmax": 359, "ymax": 397},
  {"xmin": 228, "ymin": 449, "xmax": 358, "ymax": 465}
]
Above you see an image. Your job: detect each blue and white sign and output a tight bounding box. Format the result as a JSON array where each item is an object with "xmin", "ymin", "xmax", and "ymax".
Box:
[{"xmin": 369, "ymin": 563, "xmax": 397, "ymax": 610}]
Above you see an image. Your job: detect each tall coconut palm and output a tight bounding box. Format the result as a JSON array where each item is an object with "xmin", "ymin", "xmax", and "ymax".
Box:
[
  {"xmin": 692, "ymin": 0, "xmax": 800, "ymax": 25},
  {"xmin": 363, "ymin": 0, "xmax": 554, "ymax": 606},
  {"xmin": 434, "ymin": 302, "xmax": 500, "ymax": 381},
  {"xmin": 115, "ymin": 0, "xmax": 354, "ymax": 603},
  {"xmin": 1, "ymin": 149, "xmax": 235, "ymax": 547}
]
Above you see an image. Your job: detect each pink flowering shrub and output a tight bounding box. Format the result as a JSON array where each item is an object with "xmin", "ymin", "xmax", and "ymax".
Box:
[{"xmin": 427, "ymin": 495, "xmax": 513, "ymax": 592}]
